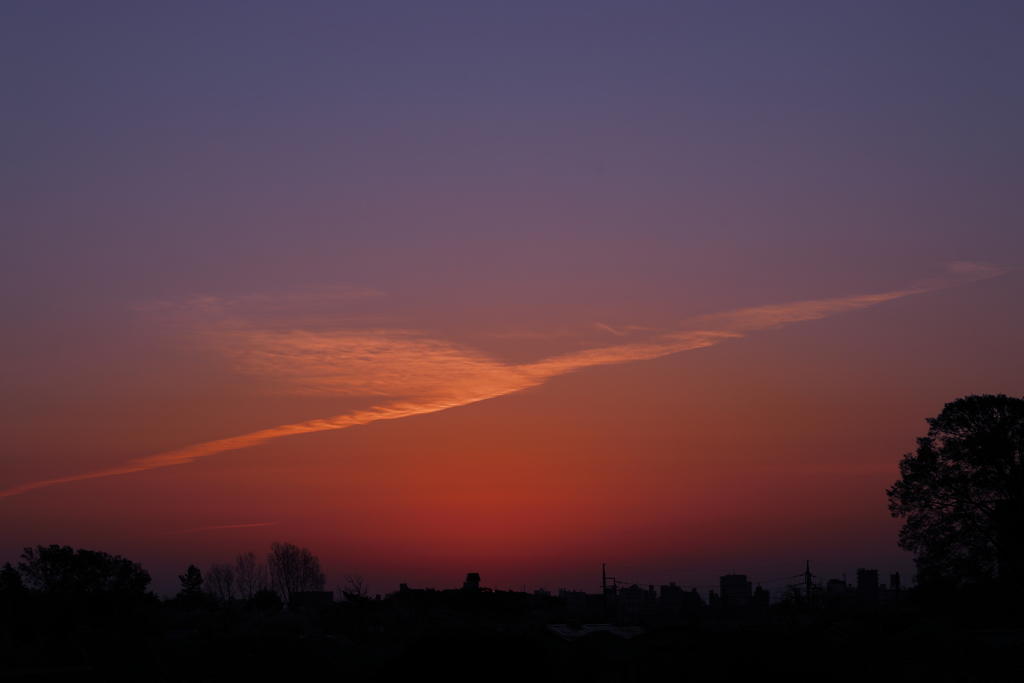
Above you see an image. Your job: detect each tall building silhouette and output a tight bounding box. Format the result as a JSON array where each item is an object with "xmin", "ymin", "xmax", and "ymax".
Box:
[{"xmin": 720, "ymin": 574, "xmax": 752, "ymax": 610}]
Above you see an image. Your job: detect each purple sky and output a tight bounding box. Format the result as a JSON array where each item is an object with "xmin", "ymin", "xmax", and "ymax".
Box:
[{"xmin": 2, "ymin": 2, "xmax": 1022, "ymax": 596}]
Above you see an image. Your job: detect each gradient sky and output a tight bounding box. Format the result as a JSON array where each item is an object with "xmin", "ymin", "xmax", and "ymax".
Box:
[{"xmin": 2, "ymin": 1, "xmax": 1023, "ymax": 597}]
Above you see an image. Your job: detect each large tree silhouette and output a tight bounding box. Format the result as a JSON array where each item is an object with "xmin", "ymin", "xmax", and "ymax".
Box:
[
  {"xmin": 888, "ymin": 394, "xmax": 1024, "ymax": 588},
  {"xmin": 266, "ymin": 541, "xmax": 325, "ymax": 602},
  {"xmin": 18, "ymin": 545, "xmax": 151, "ymax": 595}
]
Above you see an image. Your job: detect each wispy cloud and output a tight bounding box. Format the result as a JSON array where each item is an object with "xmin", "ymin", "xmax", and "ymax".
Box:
[
  {"xmin": 594, "ymin": 323, "xmax": 651, "ymax": 336},
  {"xmin": 0, "ymin": 263, "xmax": 1005, "ymax": 499},
  {"xmin": 165, "ymin": 522, "xmax": 279, "ymax": 535}
]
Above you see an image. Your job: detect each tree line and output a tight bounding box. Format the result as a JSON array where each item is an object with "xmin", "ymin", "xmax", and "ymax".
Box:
[
  {"xmin": 196, "ymin": 541, "xmax": 326, "ymax": 603},
  {"xmin": 3, "ymin": 540, "xmax": 333, "ymax": 607}
]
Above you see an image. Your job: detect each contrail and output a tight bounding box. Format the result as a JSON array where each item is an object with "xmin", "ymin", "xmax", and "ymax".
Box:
[
  {"xmin": 166, "ymin": 522, "xmax": 279, "ymax": 535},
  {"xmin": 0, "ymin": 263, "xmax": 1005, "ymax": 499}
]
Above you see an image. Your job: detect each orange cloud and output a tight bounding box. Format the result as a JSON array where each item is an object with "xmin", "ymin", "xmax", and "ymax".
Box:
[{"xmin": 0, "ymin": 263, "xmax": 1005, "ymax": 499}]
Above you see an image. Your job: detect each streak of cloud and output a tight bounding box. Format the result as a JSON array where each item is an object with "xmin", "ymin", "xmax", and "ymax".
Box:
[
  {"xmin": 166, "ymin": 522, "xmax": 279, "ymax": 535},
  {"xmin": 594, "ymin": 323, "xmax": 651, "ymax": 336},
  {"xmin": 0, "ymin": 263, "xmax": 1005, "ymax": 499}
]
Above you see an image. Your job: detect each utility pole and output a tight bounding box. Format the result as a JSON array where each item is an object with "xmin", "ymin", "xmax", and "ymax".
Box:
[
  {"xmin": 602, "ymin": 563, "xmax": 608, "ymax": 617},
  {"xmin": 601, "ymin": 563, "xmax": 617, "ymax": 594},
  {"xmin": 804, "ymin": 560, "xmax": 813, "ymax": 607},
  {"xmin": 602, "ymin": 563, "xmax": 618, "ymax": 617}
]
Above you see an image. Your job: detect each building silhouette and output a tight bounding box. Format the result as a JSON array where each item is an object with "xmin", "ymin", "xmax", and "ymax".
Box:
[
  {"xmin": 857, "ymin": 568, "xmax": 879, "ymax": 606},
  {"xmin": 659, "ymin": 582, "xmax": 703, "ymax": 612},
  {"xmin": 719, "ymin": 574, "xmax": 752, "ymax": 610}
]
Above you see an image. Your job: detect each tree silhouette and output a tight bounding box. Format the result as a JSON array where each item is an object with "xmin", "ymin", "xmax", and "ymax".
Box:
[
  {"xmin": 178, "ymin": 564, "xmax": 204, "ymax": 597},
  {"xmin": 0, "ymin": 563, "xmax": 24, "ymax": 594},
  {"xmin": 888, "ymin": 394, "xmax": 1024, "ymax": 588},
  {"xmin": 206, "ymin": 562, "xmax": 235, "ymax": 600},
  {"xmin": 235, "ymin": 551, "xmax": 268, "ymax": 599},
  {"xmin": 266, "ymin": 541, "xmax": 325, "ymax": 602},
  {"xmin": 0, "ymin": 561, "xmax": 27, "ymax": 631},
  {"xmin": 341, "ymin": 573, "xmax": 369, "ymax": 603},
  {"xmin": 18, "ymin": 545, "xmax": 150, "ymax": 594}
]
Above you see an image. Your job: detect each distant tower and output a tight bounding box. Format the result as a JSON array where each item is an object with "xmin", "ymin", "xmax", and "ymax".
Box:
[{"xmin": 463, "ymin": 573, "xmax": 481, "ymax": 590}]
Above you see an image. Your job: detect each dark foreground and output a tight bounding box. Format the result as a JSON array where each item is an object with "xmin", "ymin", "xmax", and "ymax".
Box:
[{"xmin": 3, "ymin": 585, "xmax": 1024, "ymax": 682}]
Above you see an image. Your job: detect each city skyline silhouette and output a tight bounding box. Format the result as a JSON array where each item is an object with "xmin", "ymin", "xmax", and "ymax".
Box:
[{"xmin": 2, "ymin": 3, "xmax": 1023, "ymax": 679}]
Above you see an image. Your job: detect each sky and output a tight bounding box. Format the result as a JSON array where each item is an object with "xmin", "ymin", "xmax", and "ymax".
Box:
[{"xmin": 2, "ymin": 1, "xmax": 1023, "ymax": 598}]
